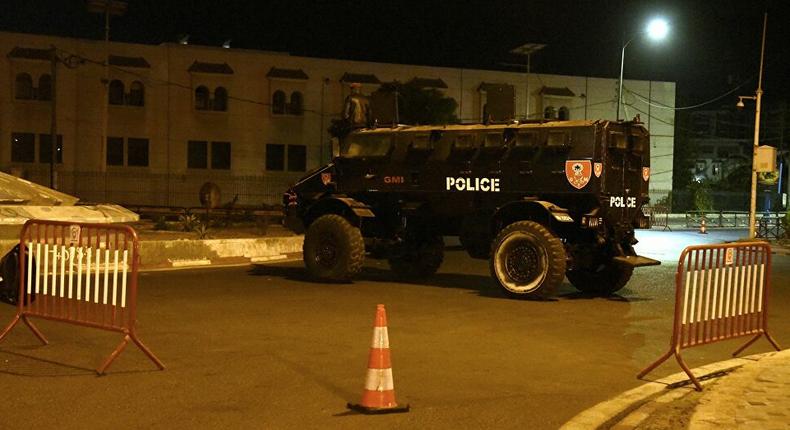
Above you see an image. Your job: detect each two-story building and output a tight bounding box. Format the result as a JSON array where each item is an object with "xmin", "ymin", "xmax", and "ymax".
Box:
[{"xmin": 0, "ymin": 31, "xmax": 676, "ymax": 206}]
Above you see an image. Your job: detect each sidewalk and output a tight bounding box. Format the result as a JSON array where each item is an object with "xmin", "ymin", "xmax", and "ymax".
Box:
[
  {"xmin": 563, "ymin": 348, "xmax": 790, "ymax": 430},
  {"xmin": 0, "ymin": 223, "xmax": 304, "ymax": 271}
]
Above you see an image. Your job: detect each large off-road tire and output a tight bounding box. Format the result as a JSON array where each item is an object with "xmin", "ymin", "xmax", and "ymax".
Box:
[
  {"xmin": 303, "ymin": 214, "xmax": 365, "ymax": 281},
  {"xmin": 489, "ymin": 221, "xmax": 566, "ymax": 298},
  {"xmin": 566, "ymin": 262, "xmax": 633, "ymax": 295},
  {"xmin": 388, "ymin": 235, "xmax": 444, "ymax": 278}
]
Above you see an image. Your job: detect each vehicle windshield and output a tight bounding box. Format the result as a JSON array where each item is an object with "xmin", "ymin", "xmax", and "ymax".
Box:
[{"xmin": 341, "ymin": 133, "xmax": 392, "ymax": 158}]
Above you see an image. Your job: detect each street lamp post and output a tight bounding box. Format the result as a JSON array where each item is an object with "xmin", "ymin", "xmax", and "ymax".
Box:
[
  {"xmin": 617, "ymin": 18, "xmax": 669, "ymax": 121},
  {"xmin": 738, "ymin": 12, "xmax": 768, "ymax": 239},
  {"xmin": 509, "ymin": 43, "xmax": 546, "ymax": 120}
]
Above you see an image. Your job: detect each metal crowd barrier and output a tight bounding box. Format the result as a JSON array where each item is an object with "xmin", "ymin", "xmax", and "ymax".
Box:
[
  {"xmin": 638, "ymin": 242, "xmax": 780, "ymax": 390},
  {"xmin": 645, "ymin": 206, "xmax": 671, "ymax": 231},
  {"xmin": 0, "ymin": 220, "xmax": 164, "ymax": 374},
  {"xmin": 757, "ymin": 215, "xmax": 786, "ymax": 240}
]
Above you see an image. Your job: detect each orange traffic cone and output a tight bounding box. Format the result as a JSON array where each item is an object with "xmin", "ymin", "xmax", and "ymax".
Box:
[
  {"xmin": 699, "ymin": 218, "xmax": 708, "ymax": 234},
  {"xmin": 347, "ymin": 304, "xmax": 410, "ymax": 414}
]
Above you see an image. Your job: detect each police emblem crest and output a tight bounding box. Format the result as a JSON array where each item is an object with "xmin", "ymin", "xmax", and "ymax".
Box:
[
  {"xmin": 642, "ymin": 167, "xmax": 650, "ymax": 182},
  {"xmin": 565, "ymin": 160, "xmax": 592, "ymax": 190},
  {"xmin": 593, "ymin": 162, "xmax": 603, "ymax": 178}
]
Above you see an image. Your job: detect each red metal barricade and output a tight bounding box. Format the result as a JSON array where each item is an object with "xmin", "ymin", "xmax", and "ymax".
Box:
[
  {"xmin": 0, "ymin": 220, "xmax": 164, "ymax": 374},
  {"xmin": 638, "ymin": 241, "xmax": 780, "ymax": 390}
]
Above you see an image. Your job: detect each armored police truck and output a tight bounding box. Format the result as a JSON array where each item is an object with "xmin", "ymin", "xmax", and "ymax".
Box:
[{"xmin": 284, "ymin": 119, "xmax": 659, "ymax": 298}]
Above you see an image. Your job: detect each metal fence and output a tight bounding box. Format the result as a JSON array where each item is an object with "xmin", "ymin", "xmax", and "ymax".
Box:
[
  {"xmin": 17, "ymin": 169, "xmax": 305, "ymax": 207},
  {"xmin": 0, "ymin": 220, "xmax": 164, "ymax": 374},
  {"xmin": 638, "ymin": 242, "xmax": 780, "ymax": 390}
]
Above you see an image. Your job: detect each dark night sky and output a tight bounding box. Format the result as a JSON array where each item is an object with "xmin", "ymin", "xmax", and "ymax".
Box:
[{"xmin": 2, "ymin": 0, "xmax": 789, "ymax": 108}]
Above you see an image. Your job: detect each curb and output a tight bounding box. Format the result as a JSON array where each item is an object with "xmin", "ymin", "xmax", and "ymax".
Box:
[
  {"xmin": 2, "ymin": 236, "xmax": 305, "ymax": 272},
  {"xmin": 560, "ymin": 352, "xmax": 774, "ymax": 430},
  {"xmin": 138, "ymin": 235, "xmax": 303, "ymax": 270},
  {"xmin": 140, "ymin": 252, "xmax": 303, "ymax": 272}
]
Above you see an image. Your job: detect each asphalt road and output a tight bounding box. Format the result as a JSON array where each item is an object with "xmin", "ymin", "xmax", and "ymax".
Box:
[{"xmin": 0, "ymin": 230, "xmax": 788, "ymax": 429}]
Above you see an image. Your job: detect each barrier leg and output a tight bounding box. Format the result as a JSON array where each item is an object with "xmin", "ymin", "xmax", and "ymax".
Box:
[
  {"xmin": 130, "ymin": 333, "xmax": 165, "ymax": 370},
  {"xmin": 0, "ymin": 314, "xmax": 48, "ymax": 345},
  {"xmin": 674, "ymin": 352, "xmax": 703, "ymax": 391},
  {"xmin": 0, "ymin": 314, "xmax": 21, "ymax": 342},
  {"xmin": 732, "ymin": 333, "xmax": 763, "ymax": 357},
  {"xmin": 637, "ymin": 347, "xmax": 673, "ymax": 380},
  {"xmin": 21, "ymin": 316, "xmax": 48, "ymax": 345},
  {"xmin": 97, "ymin": 334, "xmax": 130, "ymax": 375},
  {"xmin": 764, "ymin": 332, "xmax": 781, "ymax": 351},
  {"xmin": 733, "ymin": 332, "xmax": 781, "ymax": 357}
]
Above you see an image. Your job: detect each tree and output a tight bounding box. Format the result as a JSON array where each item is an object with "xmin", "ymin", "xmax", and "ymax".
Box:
[
  {"xmin": 374, "ymin": 82, "xmax": 458, "ymax": 125},
  {"xmin": 671, "ymin": 111, "xmax": 698, "ymax": 191},
  {"xmin": 398, "ymin": 83, "xmax": 458, "ymax": 125}
]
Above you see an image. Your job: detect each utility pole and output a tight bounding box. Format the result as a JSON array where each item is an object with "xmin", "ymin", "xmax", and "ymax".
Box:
[
  {"xmin": 746, "ymin": 13, "xmax": 768, "ymax": 239},
  {"xmin": 49, "ymin": 47, "xmax": 58, "ymax": 189},
  {"xmin": 87, "ymin": 0, "xmax": 127, "ymax": 198}
]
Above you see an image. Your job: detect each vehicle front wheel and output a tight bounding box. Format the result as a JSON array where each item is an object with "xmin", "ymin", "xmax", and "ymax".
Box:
[
  {"xmin": 303, "ymin": 214, "xmax": 365, "ymax": 281},
  {"xmin": 489, "ymin": 221, "xmax": 566, "ymax": 299}
]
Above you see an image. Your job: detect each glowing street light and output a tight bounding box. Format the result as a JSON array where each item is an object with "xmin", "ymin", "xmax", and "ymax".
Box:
[
  {"xmin": 617, "ymin": 17, "xmax": 670, "ymax": 120},
  {"xmin": 646, "ymin": 18, "xmax": 670, "ymax": 41}
]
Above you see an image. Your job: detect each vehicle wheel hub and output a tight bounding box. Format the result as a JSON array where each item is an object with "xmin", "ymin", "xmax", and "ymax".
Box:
[{"xmin": 505, "ymin": 242, "xmax": 541, "ymax": 284}]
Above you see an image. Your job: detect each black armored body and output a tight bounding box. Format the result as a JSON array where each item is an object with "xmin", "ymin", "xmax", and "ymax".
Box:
[{"xmin": 284, "ymin": 119, "xmax": 659, "ymax": 298}]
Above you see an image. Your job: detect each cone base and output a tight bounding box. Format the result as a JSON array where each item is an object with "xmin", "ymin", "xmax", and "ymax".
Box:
[{"xmin": 347, "ymin": 402, "xmax": 410, "ymax": 414}]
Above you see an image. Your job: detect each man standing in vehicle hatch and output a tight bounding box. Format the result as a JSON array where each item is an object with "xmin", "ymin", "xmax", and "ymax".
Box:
[{"xmin": 343, "ymin": 83, "xmax": 372, "ymax": 128}]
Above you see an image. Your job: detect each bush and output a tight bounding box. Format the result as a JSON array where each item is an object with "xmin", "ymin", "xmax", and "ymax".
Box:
[
  {"xmin": 178, "ymin": 210, "xmax": 199, "ymax": 232},
  {"xmin": 194, "ymin": 223, "xmax": 210, "ymax": 239},
  {"xmin": 153, "ymin": 216, "xmax": 168, "ymax": 231},
  {"xmin": 690, "ymin": 181, "xmax": 714, "ymax": 214}
]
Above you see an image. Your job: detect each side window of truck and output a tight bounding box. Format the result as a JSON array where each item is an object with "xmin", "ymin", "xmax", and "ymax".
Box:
[
  {"xmin": 477, "ymin": 132, "xmax": 508, "ymax": 164},
  {"xmin": 446, "ymin": 134, "xmax": 479, "ymax": 162},
  {"xmin": 547, "ymin": 131, "xmax": 571, "ymax": 150},
  {"xmin": 342, "ymin": 133, "xmax": 392, "ymax": 158},
  {"xmin": 405, "ymin": 134, "xmax": 433, "ymax": 164}
]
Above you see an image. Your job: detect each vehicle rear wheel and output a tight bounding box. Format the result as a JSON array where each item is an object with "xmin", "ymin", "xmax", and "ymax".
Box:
[
  {"xmin": 489, "ymin": 221, "xmax": 566, "ymax": 298},
  {"xmin": 303, "ymin": 214, "xmax": 365, "ymax": 281},
  {"xmin": 566, "ymin": 262, "xmax": 633, "ymax": 295},
  {"xmin": 388, "ymin": 235, "xmax": 444, "ymax": 278}
]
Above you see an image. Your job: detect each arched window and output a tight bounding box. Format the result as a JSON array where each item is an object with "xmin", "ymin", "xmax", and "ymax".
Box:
[
  {"xmin": 544, "ymin": 106, "xmax": 556, "ymax": 120},
  {"xmin": 213, "ymin": 86, "xmax": 228, "ymax": 111},
  {"xmin": 15, "ymin": 73, "xmax": 33, "ymax": 100},
  {"xmin": 38, "ymin": 74, "xmax": 52, "ymax": 101},
  {"xmin": 288, "ymin": 91, "xmax": 303, "ymax": 115},
  {"xmin": 195, "ymin": 86, "xmax": 210, "ymax": 110},
  {"xmin": 128, "ymin": 81, "xmax": 145, "ymax": 106},
  {"xmin": 558, "ymin": 106, "xmax": 569, "ymax": 121},
  {"xmin": 109, "ymin": 80, "xmax": 125, "ymax": 105},
  {"xmin": 272, "ymin": 90, "xmax": 286, "ymax": 114}
]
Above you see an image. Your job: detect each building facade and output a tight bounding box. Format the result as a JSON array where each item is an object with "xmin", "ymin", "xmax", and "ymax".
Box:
[{"xmin": 0, "ymin": 31, "xmax": 676, "ymax": 206}]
